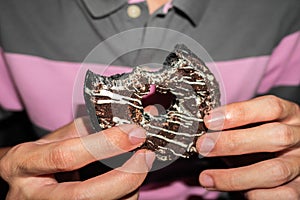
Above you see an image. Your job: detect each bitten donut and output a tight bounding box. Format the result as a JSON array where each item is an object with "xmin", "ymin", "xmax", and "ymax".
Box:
[{"xmin": 84, "ymin": 44, "xmax": 220, "ymax": 161}]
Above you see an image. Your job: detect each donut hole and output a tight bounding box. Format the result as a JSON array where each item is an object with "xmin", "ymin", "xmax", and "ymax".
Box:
[{"xmin": 142, "ymin": 85, "xmax": 176, "ymax": 115}]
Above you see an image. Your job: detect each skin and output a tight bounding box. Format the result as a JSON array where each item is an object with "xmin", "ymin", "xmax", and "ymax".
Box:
[
  {"xmin": 147, "ymin": 0, "xmax": 170, "ymax": 14},
  {"xmin": 1, "ymin": 1, "xmax": 299, "ymax": 199},
  {"xmin": 197, "ymin": 95, "xmax": 300, "ymax": 200},
  {"xmin": 0, "ymin": 114, "xmax": 156, "ymax": 200}
]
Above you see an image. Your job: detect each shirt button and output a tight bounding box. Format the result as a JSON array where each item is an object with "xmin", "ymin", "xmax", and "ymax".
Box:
[{"xmin": 127, "ymin": 5, "xmax": 141, "ymax": 18}]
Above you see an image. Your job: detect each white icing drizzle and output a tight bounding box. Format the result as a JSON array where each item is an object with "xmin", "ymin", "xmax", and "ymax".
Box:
[
  {"xmin": 166, "ymin": 119, "xmax": 191, "ymax": 127},
  {"xmin": 99, "ymin": 118, "xmax": 111, "ymax": 129},
  {"xmin": 145, "ymin": 124, "xmax": 202, "ymax": 137},
  {"xmin": 156, "ymin": 145, "xmax": 188, "ymax": 158},
  {"xmin": 113, "ymin": 117, "xmax": 131, "ymax": 124},
  {"xmin": 183, "ymin": 80, "xmax": 206, "ymax": 86},
  {"xmin": 168, "ymin": 112, "xmax": 204, "ymax": 122},
  {"xmin": 187, "ymin": 142, "xmax": 198, "ymax": 153},
  {"xmin": 92, "ymin": 90, "xmax": 142, "ymax": 104},
  {"xmin": 96, "ymin": 99, "xmax": 143, "ymax": 109},
  {"xmin": 146, "ymin": 132, "xmax": 188, "ymax": 148}
]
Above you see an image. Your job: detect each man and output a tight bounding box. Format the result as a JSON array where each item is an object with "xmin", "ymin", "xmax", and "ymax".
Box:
[{"xmin": 0, "ymin": 0, "xmax": 299, "ymax": 199}]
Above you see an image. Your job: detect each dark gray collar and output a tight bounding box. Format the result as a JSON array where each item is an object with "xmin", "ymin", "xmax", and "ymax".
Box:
[
  {"xmin": 81, "ymin": 0, "xmax": 208, "ymax": 25},
  {"xmin": 173, "ymin": 0, "xmax": 209, "ymax": 26},
  {"xmin": 81, "ymin": 0, "xmax": 127, "ymax": 18}
]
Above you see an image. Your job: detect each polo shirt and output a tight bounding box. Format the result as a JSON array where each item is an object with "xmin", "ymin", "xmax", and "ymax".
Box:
[{"xmin": 0, "ymin": 0, "xmax": 299, "ymax": 199}]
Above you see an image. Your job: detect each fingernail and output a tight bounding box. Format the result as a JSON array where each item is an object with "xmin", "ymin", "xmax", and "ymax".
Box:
[
  {"xmin": 199, "ymin": 138, "xmax": 215, "ymax": 155},
  {"xmin": 201, "ymin": 174, "xmax": 214, "ymax": 189},
  {"xmin": 129, "ymin": 127, "xmax": 146, "ymax": 144},
  {"xmin": 205, "ymin": 111, "xmax": 225, "ymax": 130},
  {"xmin": 145, "ymin": 151, "xmax": 156, "ymax": 170}
]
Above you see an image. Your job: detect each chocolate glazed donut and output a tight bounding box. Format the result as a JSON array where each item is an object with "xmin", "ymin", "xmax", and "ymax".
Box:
[{"xmin": 84, "ymin": 44, "xmax": 220, "ymax": 161}]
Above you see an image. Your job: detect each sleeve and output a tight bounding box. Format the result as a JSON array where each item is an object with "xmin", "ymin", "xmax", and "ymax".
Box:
[
  {"xmin": 256, "ymin": 4, "xmax": 300, "ymax": 105},
  {"xmin": 0, "ymin": 47, "xmax": 23, "ymax": 111},
  {"xmin": 256, "ymin": 32, "xmax": 300, "ymax": 104},
  {"xmin": 0, "ymin": 47, "xmax": 39, "ymax": 149}
]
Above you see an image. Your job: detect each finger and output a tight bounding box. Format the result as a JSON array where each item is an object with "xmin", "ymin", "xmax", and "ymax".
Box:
[
  {"xmin": 144, "ymin": 105, "xmax": 159, "ymax": 116},
  {"xmin": 40, "ymin": 105, "xmax": 157, "ymax": 143},
  {"xmin": 78, "ymin": 150, "xmax": 155, "ymax": 199},
  {"xmin": 38, "ymin": 117, "xmax": 91, "ymax": 143},
  {"xmin": 204, "ymin": 95, "xmax": 300, "ymax": 130},
  {"xmin": 246, "ymin": 176, "xmax": 300, "ymax": 200},
  {"xmin": 199, "ymin": 156, "xmax": 300, "ymax": 191},
  {"xmin": 41, "ymin": 105, "xmax": 157, "ymax": 143},
  {"xmin": 197, "ymin": 122, "xmax": 300, "ymax": 156},
  {"xmin": 29, "ymin": 150, "xmax": 155, "ymax": 200},
  {"xmin": 15, "ymin": 124, "xmax": 146, "ymax": 175}
]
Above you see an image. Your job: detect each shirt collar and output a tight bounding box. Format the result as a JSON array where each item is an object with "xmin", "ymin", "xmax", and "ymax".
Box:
[
  {"xmin": 173, "ymin": 0, "xmax": 209, "ymax": 26},
  {"xmin": 81, "ymin": 0, "xmax": 127, "ymax": 18},
  {"xmin": 81, "ymin": 0, "xmax": 208, "ymax": 25}
]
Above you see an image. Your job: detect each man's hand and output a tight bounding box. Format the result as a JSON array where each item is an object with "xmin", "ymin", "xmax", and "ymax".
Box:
[
  {"xmin": 0, "ymin": 117, "xmax": 155, "ymax": 200},
  {"xmin": 197, "ymin": 95, "xmax": 300, "ymax": 199}
]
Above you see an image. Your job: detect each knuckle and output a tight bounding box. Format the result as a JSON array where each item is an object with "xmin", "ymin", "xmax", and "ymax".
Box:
[
  {"xmin": 273, "ymin": 123, "xmax": 295, "ymax": 148},
  {"xmin": 270, "ymin": 159, "xmax": 292, "ymax": 184},
  {"xmin": 292, "ymin": 103, "xmax": 300, "ymax": 122},
  {"xmin": 231, "ymin": 104, "xmax": 246, "ymax": 121},
  {"xmin": 266, "ymin": 95, "xmax": 284, "ymax": 119},
  {"xmin": 0, "ymin": 143, "xmax": 31, "ymax": 179},
  {"xmin": 49, "ymin": 142, "xmax": 75, "ymax": 171},
  {"xmin": 0, "ymin": 156, "xmax": 10, "ymax": 180},
  {"xmin": 9, "ymin": 143, "xmax": 27, "ymax": 157},
  {"xmin": 294, "ymin": 103, "xmax": 300, "ymax": 115},
  {"xmin": 225, "ymin": 133, "xmax": 238, "ymax": 152}
]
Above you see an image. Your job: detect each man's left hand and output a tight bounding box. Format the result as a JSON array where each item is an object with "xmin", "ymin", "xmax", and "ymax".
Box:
[{"xmin": 197, "ymin": 95, "xmax": 300, "ymax": 199}]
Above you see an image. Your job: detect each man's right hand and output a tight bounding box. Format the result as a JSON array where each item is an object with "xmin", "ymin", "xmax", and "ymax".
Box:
[{"xmin": 0, "ymin": 117, "xmax": 155, "ymax": 200}]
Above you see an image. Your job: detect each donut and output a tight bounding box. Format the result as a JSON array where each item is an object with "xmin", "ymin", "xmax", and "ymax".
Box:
[{"xmin": 84, "ymin": 44, "xmax": 220, "ymax": 161}]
